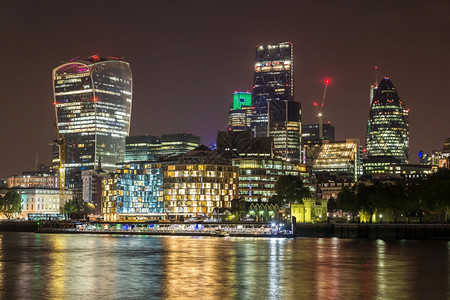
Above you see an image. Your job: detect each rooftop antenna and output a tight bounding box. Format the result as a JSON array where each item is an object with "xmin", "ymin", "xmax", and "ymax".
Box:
[
  {"xmin": 35, "ymin": 147, "xmax": 39, "ymax": 171},
  {"xmin": 374, "ymin": 66, "xmax": 378, "ymax": 84}
]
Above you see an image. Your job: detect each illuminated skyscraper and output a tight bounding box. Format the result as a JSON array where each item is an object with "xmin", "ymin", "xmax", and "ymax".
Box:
[
  {"xmin": 228, "ymin": 91, "xmax": 253, "ymax": 131},
  {"xmin": 251, "ymin": 42, "xmax": 301, "ymax": 162},
  {"xmin": 364, "ymin": 78, "xmax": 409, "ymax": 174},
  {"xmin": 53, "ymin": 55, "xmax": 132, "ymax": 182}
]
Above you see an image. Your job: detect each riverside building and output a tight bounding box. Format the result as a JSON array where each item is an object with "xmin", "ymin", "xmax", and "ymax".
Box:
[
  {"xmin": 232, "ymin": 153, "xmax": 308, "ymax": 203},
  {"xmin": 102, "ymin": 149, "xmax": 238, "ymax": 221}
]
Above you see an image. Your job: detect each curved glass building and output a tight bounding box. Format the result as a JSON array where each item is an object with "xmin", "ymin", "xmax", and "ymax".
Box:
[
  {"xmin": 53, "ymin": 55, "xmax": 132, "ymax": 182},
  {"xmin": 365, "ymin": 78, "xmax": 409, "ymax": 173}
]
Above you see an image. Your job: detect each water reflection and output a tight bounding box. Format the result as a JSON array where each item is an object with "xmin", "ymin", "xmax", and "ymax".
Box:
[{"xmin": 0, "ymin": 233, "xmax": 448, "ymax": 299}]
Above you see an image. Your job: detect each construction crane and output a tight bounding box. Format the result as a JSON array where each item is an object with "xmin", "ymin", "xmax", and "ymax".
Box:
[
  {"xmin": 50, "ymin": 122, "xmax": 66, "ymax": 211},
  {"xmin": 313, "ymin": 78, "xmax": 331, "ymax": 140}
]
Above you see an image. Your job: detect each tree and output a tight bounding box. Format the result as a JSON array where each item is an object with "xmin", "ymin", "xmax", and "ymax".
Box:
[
  {"xmin": 327, "ymin": 197, "xmax": 338, "ymax": 212},
  {"xmin": 64, "ymin": 199, "xmax": 81, "ymax": 214},
  {"xmin": 337, "ymin": 186, "xmax": 359, "ymax": 222},
  {"xmin": 83, "ymin": 202, "xmax": 95, "ymax": 215},
  {"xmin": 274, "ymin": 175, "xmax": 310, "ymax": 205},
  {"xmin": 420, "ymin": 168, "xmax": 450, "ymax": 222},
  {"xmin": 0, "ymin": 190, "xmax": 22, "ymax": 219}
]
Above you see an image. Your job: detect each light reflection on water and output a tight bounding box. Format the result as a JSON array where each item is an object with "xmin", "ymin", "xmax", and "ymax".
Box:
[{"xmin": 0, "ymin": 233, "xmax": 448, "ymax": 299}]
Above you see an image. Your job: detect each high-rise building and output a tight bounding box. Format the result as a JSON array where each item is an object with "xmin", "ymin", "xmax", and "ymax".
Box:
[
  {"xmin": 160, "ymin": 133, "xmax": 201, "ymax": 157},
  {"xmin": 251, "ymin": 42, "xmax": 301, "ymax": 162},
  {"xmin": 52, "ymin": 55, "xmax": 132, "ymax": 184},
  {"xmin": 228, "ymin": 91, "xmax": 254, "ymax": 131},
  {"xmin": 364, "ymin": 78, "xmax": 409, "ymax": 174},
  {"xmin": 302, "ymin": 124, "xmax": 335, "ymax": 143},
  {"xmin": 125, "ymin": 135, "xmax": 161, "ymax": 162}
]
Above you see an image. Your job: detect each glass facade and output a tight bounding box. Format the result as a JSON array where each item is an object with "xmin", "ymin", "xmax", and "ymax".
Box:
[
  {"xmin": 102, "ymin": 163, "xmax": 164, "ymax": 220},
  {"xmin": 163, "ymin": 164, "xmax": 238, "ymax": 215},
  {"xmin": 103, "ymin": 162, "xmax": 238, "ymax": 220},
  {"xmin": 53, "ymin": 55, "xmax": 132, "ymax": 182},
  {"xmin": 160, "ymin": 134, "xmax": 201, "ymax": 157},
  {"xmin": 251, "ymin": 42, "xmax": 301, "ymax": 162},
  {"xmin": 312, "ymin": 139, "xmax": 363, "ymax": 181},
  {"xmin": 232, "ymin": 153, "xmax": 308, "ymax": 202},
  {"xmin": 365, "ymin": 78, "xmax": 409, "ymax": 173},
  {"xmin": 125, "ymin": 135, "xmax": 161, "ymax": 162}
]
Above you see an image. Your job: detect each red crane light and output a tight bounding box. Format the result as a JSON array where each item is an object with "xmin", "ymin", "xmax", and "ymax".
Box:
[{"xmin": 324, "ymin": 78, "xmax": 331, "ymax": 85}]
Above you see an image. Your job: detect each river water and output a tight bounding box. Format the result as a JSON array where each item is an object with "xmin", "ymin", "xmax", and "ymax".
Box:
[{"xmin": 0, "ymin": 232, "xmax": 448, "ymax": 299}]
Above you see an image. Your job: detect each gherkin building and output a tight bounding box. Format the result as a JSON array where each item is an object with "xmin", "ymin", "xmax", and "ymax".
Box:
[{"xmin": 365, "ymin": 78, "xmax": 409, "ymax": 172}]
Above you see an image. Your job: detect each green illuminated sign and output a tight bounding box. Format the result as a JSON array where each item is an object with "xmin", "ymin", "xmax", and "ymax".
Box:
[{"xmin": 233, "ymin": 92, "xmax": 251, "ymax": 110}]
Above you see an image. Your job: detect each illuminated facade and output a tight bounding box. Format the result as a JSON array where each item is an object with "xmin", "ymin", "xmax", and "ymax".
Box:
[
  {"xmin": 103, "ymin": 150, "xmax": 238, "ymax": 220},
  {"xmin": 8, "ymin": 172, "xmax": 58, "ymax": 189},
  {"xmin": 251, "ymin": 42, "xmax": 301, "ymax": 162},
  {"xmin": 16, "ymin": 188, "xmax": 73, "ymax": 219},
  {"xmin": 102, "ymin": 162, "xmax": 164, "ymax": 221},
  {"xmin": 52, "ymin": 55, "xmax": 132, "ymax": 182},
  {"xmin": 439, "ymin": 138, "xmax": 450, "ymax": 169},
  {"xmin": 291, "ymin": 198, "xmax": 327, "ymax": 223},
  {"xmin": 232, "ymin": 153, "xmax": 308, "ymax": 202},
  {"xmin": 228, "ymin": 92, "xmax": 253, "ymax": 131},
  {"xmin": 312, "ymin": 139, "xmax": 363, "ymax": 181},
  {"xmin": 160, "ymin": 134, "xmax": 201, "ymax": 157},
  {"xmin": 365, "ymin": 78, "xmax": 409, "ymax": 174},
  {"xmin": 163, "ymin": 163, "xmax": 238, "ymax": 215},
  {"xmin": 125, "ymin": 134, "xmax": 161, "ymax": 162}
]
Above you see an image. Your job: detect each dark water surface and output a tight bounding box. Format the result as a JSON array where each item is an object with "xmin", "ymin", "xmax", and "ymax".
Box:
[{"xmin": 0, "ymin": 232, "xmax": 448, "ymax": 299}]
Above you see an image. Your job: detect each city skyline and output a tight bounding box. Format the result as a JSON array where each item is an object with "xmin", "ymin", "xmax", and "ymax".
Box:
[{"xmin": 1, "ymin": 0, "xmax": 449, "ymax": 177}]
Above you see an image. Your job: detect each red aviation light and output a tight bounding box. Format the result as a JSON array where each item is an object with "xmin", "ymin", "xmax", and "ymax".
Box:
[
  {"xmin": 324, "ymin": 78, "xmax": 331, "ymax": 85},
  {"xmin": 92, "ymin": 55, "xmax": 100, "ymax": 62},
  {"xmin": 313, "ymin": 102, "xmax": 318, "ymax": 107}
]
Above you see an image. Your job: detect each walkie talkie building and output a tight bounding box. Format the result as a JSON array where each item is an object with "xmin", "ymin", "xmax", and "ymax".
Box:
[{"xmin": 53, "ymin": 55, "xmax": 132, "ymax": 182}]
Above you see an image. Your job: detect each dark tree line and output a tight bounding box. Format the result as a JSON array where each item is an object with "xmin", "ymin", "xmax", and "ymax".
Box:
[
  {"xmin": 336, "ymin": 168, "xmax": 450, "ymax": 223},
  {"xmin": 270, "ymin": 175, "xmax": 311, "ymax": 206}
]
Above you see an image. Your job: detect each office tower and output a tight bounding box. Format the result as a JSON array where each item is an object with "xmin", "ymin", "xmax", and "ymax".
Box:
[
  {"xmin": 228, "ymin": 91, "xmax": 254, "ymax": 131},
  {"xmin": 364, "ymin": 78, "xmax": 409, "ymax": 174},
  {"xmin": 251, "ymin": 42, "xmax": 301, "ymax": 162},
  {"xmin": 216, "ymin": 130, "xmax": 273, "ymax": 159},
  {"xmin": 312, "ymin": 139, "xmax": 363, "ymax": 182},
  {"xmin": 301, "ymin": 123, "xmax": 335, "ymax": 166},
  {"xmin": 125, "ymin": 135, "xmax": 161, "ymax": 162},
  {"xmin": 53, "ymin": 55, "xmax": 132, "ymax": 183},
  {"xmin": 302, "ymin": 124, "xmax": 335, "ymax": 143},
  {"xmin": 232, "ymin": 153, "xmax": 308, "ymax": 203},
  {"xmin": 160, "ymin": 133, "xmax": 201, "ymax": 157}
]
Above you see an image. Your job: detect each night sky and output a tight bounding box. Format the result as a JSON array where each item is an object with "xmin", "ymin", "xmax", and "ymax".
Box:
[{"xmin": 1, "ymin": 0, "xmax": 449, "ymax": 177}]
